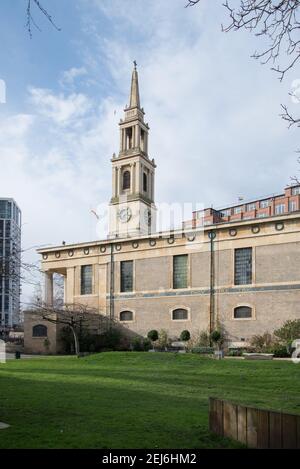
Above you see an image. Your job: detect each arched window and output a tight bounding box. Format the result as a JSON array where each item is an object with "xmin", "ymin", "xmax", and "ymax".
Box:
[
  {"xmin": 122, "ymin": 170, "xmax": 131, "ymax": 190},
  {"xmin": 143, "ymin": 172, "xmax": 147, "ymax": 192},
  {"xmin": 32, "ymin": 324, "xmax": 48, "ymax": 337},
  {"xmin": 172, "ymin": 308, "xmax": 188, "ymax": 320},
  {"xmin": 234, "ymin": 306, "xmax": 252, "ymax": 319},
  {"xmin": 120, "ymin": 311, "xmax": 133, "ymax": 322}
]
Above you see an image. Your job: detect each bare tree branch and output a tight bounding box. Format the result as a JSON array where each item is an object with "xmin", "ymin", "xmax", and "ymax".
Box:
[
  {"xmin": 186, "ymin": 1, "xmax": 300, "ymax": 81},
  {"xmin": 280, "ymin": 103, "xmax": 300, "ymax": 128},
  {"xmin": 26, "ymin": 0, "xmax": 61, "ymax": 38}
]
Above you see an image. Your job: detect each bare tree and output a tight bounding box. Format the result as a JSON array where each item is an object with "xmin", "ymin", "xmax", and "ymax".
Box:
[
  {"xmin": 28, "ymin": 302, "xmax": 114, "ymax": 357},
  {"xmin": 187, "ymin": 1, "xmax": 300, "ymax": 81},
  {"xmin": 187, "ymin": 1, "xmax": 300, "ymax": 178},
  {"xmin": 26, "ymin": 0, "xmax": 61, "ymax": 37}
]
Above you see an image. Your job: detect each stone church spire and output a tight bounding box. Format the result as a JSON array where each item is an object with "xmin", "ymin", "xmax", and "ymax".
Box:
[
  {"xmin": 109, "ymin": 64, "xmax": 157, "ymax": 239},
  {"xmin": 129, "ymin": 61, "xmax": 141, "ymax": 109}
]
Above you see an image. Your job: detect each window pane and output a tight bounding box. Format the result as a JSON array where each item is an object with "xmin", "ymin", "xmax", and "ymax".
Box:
[
  {"xmin": 143, "ymin": 173, "xmax": 147, "ymax": 192},
  {"xmin": 122, "ymin": 171, "xmax": 131, "ymax": 190},
  {"xmin": 234, "ymin": 306, "xmax": 252, "ymax": 319},
  {"xmin": 234, "ymin": 248, "xmax": 252, "ymax": 285},
  {"xmin": 172, "ymin": 308, "xmax": 188, "ymax": 320},
  {"xmin": 81, "ymin": 265, "xmax": 92, "ymax": 295},
  {"xmin": 32, "ymin": 324, "xmax": 48, "ymax": 337},
  {"xmin": 173, "ymin": 255, "xmax": 188, "ymax": 289},
  {"xmin": 121, "ymin": 261, "xmax": 133, "ymax": 292},
  {"xmin": 120, "ymin": 311, "xmax": 133, "ymax": 321},
  {"xmin": 275, "ymin": 204, "xmax": 285, "ymax": 215},
  {"xmin": 292, "ymin": 186, "xmax": 300, "ymax": 195}
]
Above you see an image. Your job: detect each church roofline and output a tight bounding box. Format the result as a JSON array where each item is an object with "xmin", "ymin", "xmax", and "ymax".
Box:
[{"xmin": 37, "ymin": 211, "xmax": 300, "ymax": 255}]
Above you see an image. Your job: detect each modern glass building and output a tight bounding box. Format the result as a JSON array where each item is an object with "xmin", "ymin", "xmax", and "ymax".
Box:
[{"xmin": 0, "ymin": 198, "xmax": 21, "ymax": 329}]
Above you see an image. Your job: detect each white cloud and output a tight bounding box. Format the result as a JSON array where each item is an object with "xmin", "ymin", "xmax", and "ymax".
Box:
[
  {"xmin": 28, "ymin": 87, "xmax": 92, "ymax": 125},
  {"xmin": 59, "ymin": 66, "xmax": 88, "ymax": 88}
]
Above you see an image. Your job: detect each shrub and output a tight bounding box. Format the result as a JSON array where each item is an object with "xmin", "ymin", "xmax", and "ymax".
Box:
[
  {"xmin": 274, "ymin": 319, "xmax": 300, "ymax": 349},
  {"xmin": 191, "ymin": 346, "xmax": 214, "ymax": 355},
  {"xmin": 227, "ymin": 348, "xmax": 246, "ymax": 357},
  {"xmin": 147, "ymin": 330, "xmax": 159, "ymax": 342},
  {"xmin": 131, "ymin": 337, "xmax": 143, "ymax": 351},
  {"xmin": 270, "ymin": 344, "xmax": 291, "ymax": 358},
  {"xmin": 250, "ymin": 332, "xmax": 273, "ymax": 352},
  {"xmin": 210, "ymin": 330, "xmax": 221, "ymax": 344},
  {"xmin": 180, "ymin": 330, "xmax": 191, "ymax": 342},
  {"xmin": 156, "ymin": 329, "xmax": 170, "ymax": 350},
  {"xmin": 131, "ymin": 337, "xmax": 152, "ymax": 352},
  {"xmin": 198, "ymin": 330, "xmax": 210, "ymax": 347},
  {"xmin": 59, "ymin": 325, "xmax": 125, "ymax": 354}
]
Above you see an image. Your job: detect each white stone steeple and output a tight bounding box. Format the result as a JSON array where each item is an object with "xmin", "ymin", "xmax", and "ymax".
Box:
[{"xmin": 109, "ymin": 63, "xmax": 157, "ymax": 239}]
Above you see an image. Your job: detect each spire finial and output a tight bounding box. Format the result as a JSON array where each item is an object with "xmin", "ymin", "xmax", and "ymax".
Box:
[{"xmin": 129, "ymin": 62, "xmax": 140, "ymax": 109}]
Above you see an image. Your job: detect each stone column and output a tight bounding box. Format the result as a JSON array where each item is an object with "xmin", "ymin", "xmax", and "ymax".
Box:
[
  {"xmin": 133, "ymin": 162, "xmax": 136, "ymax": 194},
  {"xmin": 63, "ymin": 274, "xmax": 67, "ymax": 305},
  {"xmin": 148, "ymin": 170, "xmax": 151, "ymax": 199},
  {"xmin": 119, "ymin": 129, "xmax": 122, "ymax": 152},
  {"xmin": 151, "ymin": 172, "xmax": 155, "ymax": 201},
  {"xmin": 130, "ymin": 164, "xmax": 134, "ymax": 194},
  {"xmin": 117, "ymin": 167, "xmax": 120, "ymax": 195},
  {"xmin": 136, "ymin": 124, "xmax": 140, "ymax": 148},
  {"xmin": 44, "ymin": 271, "xmax": 53, "ymax": 306},
  {"xmin": 136, "ymin": 161, "xmax": 141, "ymax": 194}
]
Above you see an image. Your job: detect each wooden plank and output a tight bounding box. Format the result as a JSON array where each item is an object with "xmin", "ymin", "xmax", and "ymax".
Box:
[
  {"xmin": 223, "ymin": 401, "xmax": 238, "ymax": 440},
  {"xmin": 237, "ymin": 405, "xmax": 247, "ymax": 445},
  {"xmin": 209, "ymin": 398, "xmax": 217, "ymax": 434},
  {"xmin": 257, "ymin": 409, "xmax": 269, "ymax": 448},
  {"xmin": 246, "ymin": 407, "xmax": 258, "ymax": 448},
  {"xmin": 209, "ymin": 398, "xmax": 223, "ymax": 436},
  {"xmin": 282, "ymin": 413, "xmax": 297, "ymax": 449},
  {"xmin": 215, "ymin": 399, "xmax": 224, "ymax": 436},
  {"xmin": 269, "ymin": 411, "xmax": 282, "ymax": 449}
]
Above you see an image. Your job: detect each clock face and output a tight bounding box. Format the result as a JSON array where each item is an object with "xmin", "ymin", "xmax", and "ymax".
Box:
[
  {"xmin": 144, "ymin": 208, "xmax": 151, "ymax": 226},
  {"xmin": 118, "ymin": 207, "xmax": 132, "ymax": 223}
]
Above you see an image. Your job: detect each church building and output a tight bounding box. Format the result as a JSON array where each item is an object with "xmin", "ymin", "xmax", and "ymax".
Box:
[{"xmin": 24, "ymin": 65, "xmax": 300, "ymax": 354}]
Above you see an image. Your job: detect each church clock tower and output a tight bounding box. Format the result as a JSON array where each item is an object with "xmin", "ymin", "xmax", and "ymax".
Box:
[{"xmin": 109, "ymin": 63, "xmax": 157, "ymax": 238}]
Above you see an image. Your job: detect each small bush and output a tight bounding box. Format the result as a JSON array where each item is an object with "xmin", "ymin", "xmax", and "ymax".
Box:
[
  {"xmin": 191, "ymin": 346, "xmax": 214, "ymax": 355},
  {"xmin": 274, "ymin": 319, "xmax": 300, "ymax": 348},
  {"xmin": 210, "ymin": 330, "xmax": 221, "ymax": 344},
  {"xmin": 198, "ymin": 331, "xmax": 210, "ymax": 347},
  {"xmin": 262, "ymin": 343, "xmax": 290, "ymax": 358},
  {"xmin": 147, "ymin": 330, "xmax": 159, "ymax": 342},
  {"xmin": 250, "ymin": 332, "xmax": 273, "ymax": 352},
  {"xmin": 156, "ymin": 329, "xmax": 170, "ymax": 350},
  {"xmin": 131, "ymin": 337, "xmax": 152, "ymax": 352},
  {"xmin": 227, "ymin": 348, "xmax": 246, "ymax": 357},
  {"xmin": 180, "ymin": 330, "xmax": 191, "ymax": 342}
]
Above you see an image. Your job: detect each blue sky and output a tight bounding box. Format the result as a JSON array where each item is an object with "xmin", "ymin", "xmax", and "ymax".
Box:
[{"xmin": 0, "ymin": 0, "xmax": 299, "ymax": 302}]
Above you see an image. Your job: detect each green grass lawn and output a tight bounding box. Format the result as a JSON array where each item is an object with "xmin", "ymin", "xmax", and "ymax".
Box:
[{"xmin": 0, "ymin": 352, "xmax": 299, "ymax": 449}]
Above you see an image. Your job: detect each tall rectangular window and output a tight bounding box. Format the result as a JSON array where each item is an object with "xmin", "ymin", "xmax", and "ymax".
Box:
[
  {"xmin": 275, "ymin": 204, "xmax": 285, "ymax": 215},
  {"xmin": 246, "ymin": 203, "xmax": 256, "ymax": 212},
  {"xmin": 121, "ymin": 261, "xmax": 133, "ymax": 292},
  {"xmin": 234, "ymin": 206, "xmax": 243, "ymax": 214},
  {"xmin": 81, "ymin": 265, "xmax": 92, "ymax": 295},
  {"xmin": 260, "ymin": 200, "xmax": 269, "ymax": 208},
  {"xmin": 173, "ymin": 255, "xmax": 188, "ymax": 289},
  {"xmin": 289, "ymin": 200, "xmax": 297, "ymax": 212},
  {"xmin": 234, "ymin": 248, "xmax": 252, "ymax": 285}
]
